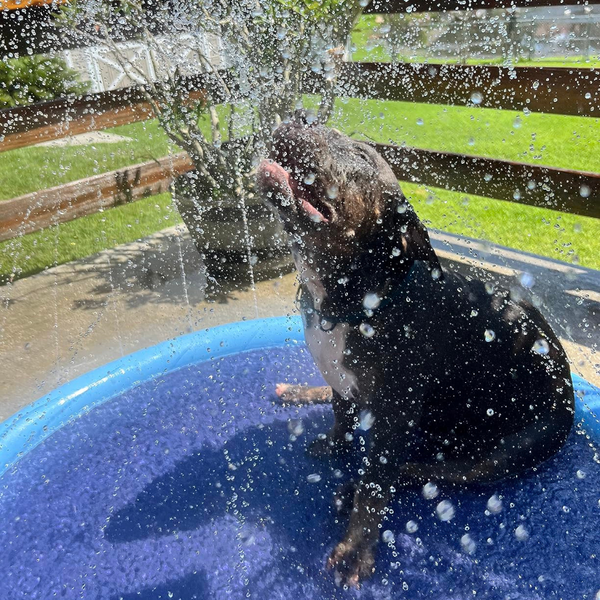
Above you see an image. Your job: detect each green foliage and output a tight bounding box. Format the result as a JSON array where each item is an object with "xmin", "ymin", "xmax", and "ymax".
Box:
[{"xmin": 0, "ymin": 55, "xmax": 89, "ymax": 109}]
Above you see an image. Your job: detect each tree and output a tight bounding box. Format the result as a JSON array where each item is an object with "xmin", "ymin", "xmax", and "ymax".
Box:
[{"xmin": 58, "ymin": 0, "xmax": 365, "ymax": 282}]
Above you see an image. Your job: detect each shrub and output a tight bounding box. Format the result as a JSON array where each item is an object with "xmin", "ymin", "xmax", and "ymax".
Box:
[{"xmin": 0, "ymin": 54, "xmax": 89, "ymax": 108}]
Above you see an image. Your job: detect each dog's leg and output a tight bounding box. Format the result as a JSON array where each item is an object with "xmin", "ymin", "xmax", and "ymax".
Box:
[
  {"xmin": 327, "ymin": 419, "xmax": 405, "ymax": 587},
  {"xmin": 308, "ymin": 390, "xmax": 357, "ymax": 458},
  {"xmin": 275, "ymin": 383, "xmax": 333, "ymax": 404},
  {"xmin": 327, "ymin": 461, "xmax": 396, "ymax": 587}
]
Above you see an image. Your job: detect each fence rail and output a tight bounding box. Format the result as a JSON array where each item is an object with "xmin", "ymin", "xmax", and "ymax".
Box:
[
  {"xmin": 0, "ymin": 9, "xmax": 599, "ymax": 244},
  {"xmin": 0, "ymin": 153, "xmax": 193, "ymax": 243}
]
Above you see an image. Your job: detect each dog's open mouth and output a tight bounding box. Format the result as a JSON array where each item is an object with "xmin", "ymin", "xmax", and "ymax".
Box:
[{"xmin": 257, "ymin": 159, "xmax": 332, "ymax": 224}]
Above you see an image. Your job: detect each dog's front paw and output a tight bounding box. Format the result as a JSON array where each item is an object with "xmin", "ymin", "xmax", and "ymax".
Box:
[{"xmin": 327, "ymin": 538, "xmax": 376, "ymax": 588}]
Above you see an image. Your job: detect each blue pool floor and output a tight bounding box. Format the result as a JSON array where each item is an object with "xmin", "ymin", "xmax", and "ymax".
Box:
[{"xmin": 0, "ymin": 344, "xmax": 599, "ymax": 599}]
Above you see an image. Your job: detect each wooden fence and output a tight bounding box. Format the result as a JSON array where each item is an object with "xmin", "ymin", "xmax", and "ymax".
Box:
[{"xmin": 0, "ymin": 0, "xmax": 599, "ymax": 244}]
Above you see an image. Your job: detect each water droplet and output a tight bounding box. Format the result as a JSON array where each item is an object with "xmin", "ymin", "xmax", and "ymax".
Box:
[
  {"xmin": 422, "ymin": 482, "xmax": 439, "ymax": 500},
  {"xmin": 576, "ymin": 469, "xmax": 586, "ymax": 479},
  {"xmin": 532, "ymin": 339, "xmax": 549, "ymax": 355},
  {"xmin": 485, "ymin": 282, "xmax": 495, "ymax": 294},
  {"xmin": 363, "ymin": 293, "xmax": 381, "ymax": 310},
  {"xmin": 487, "ymin": 494, "xmax": 503, "ymax": 514},
  {"xmin": 486, "ymin": 408, "xmax": 495, "ymax": 416},
  {"xmin": 333, "ymin": 469, "xmax": 343, "ymax": 479},
  {"xmin": 326, "ymin": 184, "xmax": 339, "ymax": 199},
  {"xmin": 484, "ymin": 173, "xmax": 493, "ymax": 182},
  {"xmin": 359, "ymin": 323, "xmax": 375, "ymax": 338},
  {"xmin": 416, "ymin": 118, "xmax": 424, "ymax": 126},
  {"xmin": 468, "ymin": 138, "xmax": 475, "ymax": 146},
  {"xmin": 513, "ymin": 116, "xmax": 522, "ymax": 129},
  {"xmin": 288, "ymin": 419, "xmax": 304, "ymax": 437},
  {"xmin": 436, "ymin": 500, "xmax": 455, "ymax": 521},
  {"xmin": 382, "ymin": 530, "xmax": 395, "ymax": 544},
  {"xmin": 431, "ymin": 267, "xmax": 442, "ymax": 280},
  {"xmin": 307, "ymin": 473, "xmax": 322, "ymax": 483},
  {"xmin": 580, "ymin": 184, "xmax": 591, "ymax": 198},
  {"xmin": 359, "ymin": 410, "xmax": 376, "ymax": 431},
  {"xmin": 585, "ymin": 92, "xmax": 592, "ymax": 100},
  {"xmin": 484, "ymin": 329, "xmax": 496, "ymax": 342},
  {"xmin": 515, "ymin": 524, "xmax": 529, "ymax": 541},
  {"xmin": 392, "ymin": 247, "xmax": 401, "ymax": 257},
  {"xmin": 532, "ymin": 80, "xmax": 540, "ymax": 90},
  {"xmin": 359, "ymin": 0, "xmax": 370, "ymax": 6},
  {"xmin": 397, "ymin": 203, "xmax": 408, "ymax": 214},
  {"xmin": 461, "ymin": 533, "xmax": 476, "ymax": 554},
  {"xmin": 338, "ymin": 276, "xmax": 349, "ymax": 285},
  {"xmin": 513, "ymin": 190, "xmax": 521, "ymax": 201},
  {"xmin": 519, "ymin": 272, "xmax": 535, "ymax": 288},
  {"xmin": 470, "ymin": 91, "xmax": 483, "ymax": 105},
  {"xmin": 406, "ymin": 520, "xmax": 419, "ymax": 533},
  {"xmin": 303, "ymin": 173, "xmax": 316, "ymax": 185}
]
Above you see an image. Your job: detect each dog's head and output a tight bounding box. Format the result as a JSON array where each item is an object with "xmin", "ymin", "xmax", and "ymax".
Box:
[{"xmin": 257, "ymin": 112, "xmax": 441, "ymax": 309}]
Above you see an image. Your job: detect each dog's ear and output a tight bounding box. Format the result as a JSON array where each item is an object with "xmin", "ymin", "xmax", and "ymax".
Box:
[{"xmin": 394, "ymin": 195, "xmax": 443, "ymax": 278}]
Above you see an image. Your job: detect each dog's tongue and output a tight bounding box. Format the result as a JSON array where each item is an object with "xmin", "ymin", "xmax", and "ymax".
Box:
[{"xmin": 257, "ymin": 160, "xmax": 328, "ymax": 224}]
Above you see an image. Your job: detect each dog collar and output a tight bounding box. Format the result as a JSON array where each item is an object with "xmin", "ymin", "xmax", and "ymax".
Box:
[{"xmin": 296, "ymin": 265, "xmax": 417, "ymax": 332}]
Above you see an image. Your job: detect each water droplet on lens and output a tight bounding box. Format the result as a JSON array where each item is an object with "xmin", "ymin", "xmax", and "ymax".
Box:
[
  {"xmin": 513, "ymin": 116, "xmax": 522, "ymax": 129},
  {"xmin": 422, "ymin": 482, "xmax": 439, "ymax": 499},
  {"xmin": 363, "ymin": 293, "xmax": 381, "ymax": 310},
  {"xmin": 326, "ymin": 184, "xmax": 339, "ymax": 199},
  {"xmin": 288, "ymin": 420, "xmax": 304, "ymax": 436},
  {"xmin": 406, "ymin": 520, "xmax": 419, "ymax": 533},
  {"xmin": 532, "ymin": 339, "xmax": 549, "ymax": 355},
  {"xmin": 514, "ymin": 524, "xmax": 529, "ymax": 541},
  {"xmin": 486, "ymin": 408, "xmax": 495, "ymax": 416},
  {"xmin": 487, "ymin": 494, "xmax": 503, "ymax": 514},
  {"xmin": 580, "ymin": 184, "xmax": 591, "ymax": 198},
  {"xmin": 436, "ymin": 500, "xmax": 455, "ymax": 521},
  {"xmin": 359, "ymin": 323, "xmax": 375, "ymax": 338},
  {"xmin": 520, "ymin": 272, "xmax": 534, "ymax": 288},
  {"xmin": 416, "ymin": 118, "xmax": 424, "ymax": 126},
  {"xmin": 576, "ymin": 469, "xmax": 586, "ymax": 479},
  {"xmin": 303, "ymin": 173, "xmax": 316, "ymax": 185},
  {"xmin": 585, "ymin": 92, "xmax": 592, "ymax": 100},
  {"xmin": 307, "ymin": 473, "xmax": 321, "ymax": 483},
  {"xmin": 392, "ymin": 247, "xmax": 401, "ymax": 257},
  {"xmin": 461, "ymin": 533, "xmax": 476, "ymax": 554},
  {"xmin": 484, "ymin": 329, "xmax": 496, "ymax": 342},
  {"xmin": 470, "ymin": 91, "xmax": 483, "ymax": 105},
  {"xmin": 382, "ymin": 530, "xmax": 395, "ymax": 543},
  {"xmin": 397, "ymin": 204, "xmax": 408, "ymax": 214},
  {"xmin": 359, "ymin": 410, "xmax": 376, "ymax": 430}
]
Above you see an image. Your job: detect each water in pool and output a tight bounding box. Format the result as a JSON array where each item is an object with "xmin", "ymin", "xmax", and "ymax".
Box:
[{"xmin": 0, "ymin": 345, "xmax": 598, "ymax": 599}]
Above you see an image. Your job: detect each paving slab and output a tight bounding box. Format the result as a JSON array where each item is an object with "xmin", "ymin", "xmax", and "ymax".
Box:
[{"xmin": 0, "ymin": 225, "xmax": 597, "ymax": 423}]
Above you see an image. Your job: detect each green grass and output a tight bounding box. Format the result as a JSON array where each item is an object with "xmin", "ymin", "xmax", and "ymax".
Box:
[
  {"xmin": 351, "ymin": 15, "xmax": 600, "ymax": 67},
  {"xmin": 0, "ymin": 192, "xmax": 180, "ymax": 283},
  {"xmin": 0, "ymin": 120, "xmax": 173, "ymax": 200},
  {"xmin": 1, "ymin": 35, "xmax": 599, "ymax": 280}
]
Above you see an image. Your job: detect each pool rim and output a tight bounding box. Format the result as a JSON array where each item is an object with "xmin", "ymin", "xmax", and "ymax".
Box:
[{"xmin": 0, "ymin": 315, "xmax": 598, "ymax": 478}]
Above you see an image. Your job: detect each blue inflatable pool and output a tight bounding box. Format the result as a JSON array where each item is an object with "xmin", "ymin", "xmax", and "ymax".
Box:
[{"xmin": 1, "ymin": 317, "xmax": 599, "ymax": 600}]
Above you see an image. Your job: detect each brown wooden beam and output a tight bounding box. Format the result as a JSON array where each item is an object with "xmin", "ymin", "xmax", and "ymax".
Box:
[
  {"xmin": 375, "ymin": 142, "xmax": 599, "ymax": 218},
  {"xmin": 0, "ymin": 143, "xmax": 596, "ymax": 244},
  {"xmin": 0, "ymin": 73, "xmax": 222, "ymax": 153},
  {"xmin": 365, "ymin": 0, "xmax": 600, "ymax": 13},
  {"xmin": 0, "ymin": 153, "xmax": 194, "ymax": 242},
  {"xmin": 314, "ymin": 62, "xmax": 600, "ymax": 117}
]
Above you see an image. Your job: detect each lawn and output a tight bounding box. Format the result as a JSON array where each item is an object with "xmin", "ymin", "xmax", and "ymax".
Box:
[
  {"xmin": 1, "ymin": 29, "xmax": 599, "ymax": 280},
  {"xmin": 351, "ymin": 15, "xmax": 600, "ymax": 67}
]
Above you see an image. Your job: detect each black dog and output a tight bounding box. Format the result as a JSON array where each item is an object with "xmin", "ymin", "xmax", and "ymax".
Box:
[{"xmin": 257, "ymin": 112, "xmax": 574, "ymax": 587}]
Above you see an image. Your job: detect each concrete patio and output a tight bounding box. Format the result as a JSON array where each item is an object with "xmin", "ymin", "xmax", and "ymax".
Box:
[{"xmin": 0, "ymin": 225, "xmax": 598, "ymax": 423}]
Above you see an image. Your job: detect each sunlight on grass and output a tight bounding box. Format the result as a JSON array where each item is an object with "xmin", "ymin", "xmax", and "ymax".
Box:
[{"xmin": 0, "ymin": 193, "xmax": 181, "ymax": 283}]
